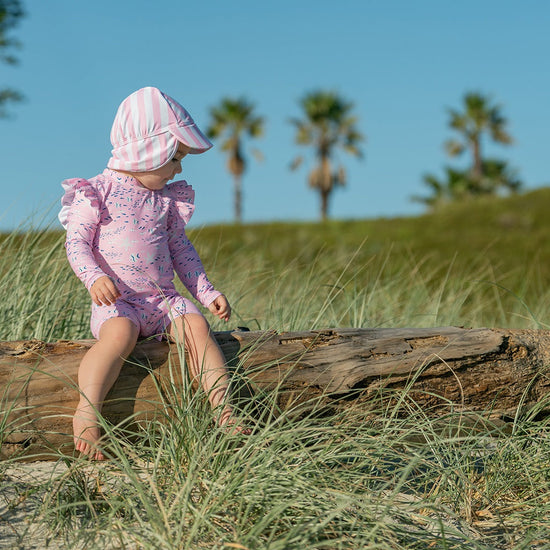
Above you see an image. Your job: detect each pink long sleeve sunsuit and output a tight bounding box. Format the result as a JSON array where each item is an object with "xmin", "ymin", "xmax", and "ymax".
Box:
[{"xmin": 63, "ymin": 168, "xmax": 221, "ymax": 339}]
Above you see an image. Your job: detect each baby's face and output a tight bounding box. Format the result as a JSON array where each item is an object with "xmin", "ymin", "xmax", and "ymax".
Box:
[{"xmin": 136, "ymin": 143, "xmax": 191, "ymax": 190}]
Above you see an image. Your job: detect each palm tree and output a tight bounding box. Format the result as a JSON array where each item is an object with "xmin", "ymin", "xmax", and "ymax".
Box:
[
  {"xmin": 414, "ymin": 159, "xmax": 522, "ymax": 209},
  {"xmin": 290, "ymin": 90, "xmax": 364, "ymax": 221},
  {"xmin": 207, "ymin": 97, "xmax": 264, "ymax": 223},
  {"xmin": 445, "ymin": 92, "xmax": 513, "ymax": 186},
  {"xmin": 414, "ymin": 92, "xmax": 521, "ymax": 210},
  {"xmin": 412, "ymin": 167, "xmax": 471, "ymax": 209}
]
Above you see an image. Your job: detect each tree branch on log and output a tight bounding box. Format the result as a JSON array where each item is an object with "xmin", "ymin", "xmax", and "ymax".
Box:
[{"xmin": 1, "ymin": 326, "xmax": 550, "ymax": 460}]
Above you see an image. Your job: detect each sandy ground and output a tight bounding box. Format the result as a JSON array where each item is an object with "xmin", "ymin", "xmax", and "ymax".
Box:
[
  {"xmin": 0, "ymin": 461, "xmax": 495, "ymax": 550},
  {"xmin": 0, "ymin": 461, "xmax": 70, "ymax": 550},
  {"xmin": 1, "ymin": 461, "xmax": 547, "ymax": 550}
]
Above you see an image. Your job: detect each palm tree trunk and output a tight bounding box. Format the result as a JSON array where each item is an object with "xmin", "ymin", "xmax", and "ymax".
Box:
[
  {"xmin": 471, "ymin": 137, "xmax": 483, "ymax": 183},
  {"xmin": 320, "ymin": 190, "xmax": 329, "ymax": 221},
  {"xmin": 320, "ymin": 155, "xmax": 331, "ymax": 221},
  {"xmin": 234, "ymin": 174, "xmax": 242, "ymax": 223}
]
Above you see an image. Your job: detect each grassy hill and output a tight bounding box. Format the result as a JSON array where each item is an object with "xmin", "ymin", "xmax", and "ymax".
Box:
[
  {"xmin": 186, "ymin": 187, "xmax": 550, "ymax": 332},
  {"xmin": 2, "ymin": 187, "xmax": 550, "ymax": 340},
  {"xmin": 192, "ymin": 186, "xmax": 550, "ymax": 276}
]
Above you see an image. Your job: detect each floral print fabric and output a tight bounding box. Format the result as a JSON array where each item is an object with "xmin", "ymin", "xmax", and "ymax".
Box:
[{"xmin": 63, "ymin": 169, "xmax": 221, "ymax": 337}]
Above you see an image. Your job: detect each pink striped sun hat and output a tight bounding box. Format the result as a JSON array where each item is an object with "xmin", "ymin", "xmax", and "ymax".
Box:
[{"xmin": 107, "ymin": 87, "xmax": 213, "ymax": 172}]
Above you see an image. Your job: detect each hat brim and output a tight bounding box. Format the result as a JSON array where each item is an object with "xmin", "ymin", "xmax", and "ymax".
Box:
[{"xmin": 169, "ymin": 123, "xmax": 213, "ymax": 154}]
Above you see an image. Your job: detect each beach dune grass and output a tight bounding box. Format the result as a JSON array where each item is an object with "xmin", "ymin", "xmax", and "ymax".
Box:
[
  {"xmin": 10, "ymin": 375, "xmax": 550, "ymax": 549},
  {"xmin": 2, "ymin": 188, "xmax": 550, "ymax": 548}
]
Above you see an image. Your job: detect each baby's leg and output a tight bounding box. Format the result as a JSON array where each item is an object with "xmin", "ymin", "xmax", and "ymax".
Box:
[
  {"xmin": 168, "ymin": 314, "xmax": 248, "ymax": 433},
  {"xmin": 74, "ymin": 317, "xmax": 139, "ymax": 459}
]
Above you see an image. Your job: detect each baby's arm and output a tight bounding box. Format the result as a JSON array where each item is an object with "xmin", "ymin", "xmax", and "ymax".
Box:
[
  {"xmin": 64, "ymin": 182, "xmax": 110, "ymax": 296},
  {"xmin": 169, "ymin": 230, "xmax": 225, "ymax": 313},
  {"xmin": 167, "ymin": 182, "xmax": 227, "ymax": 317}
]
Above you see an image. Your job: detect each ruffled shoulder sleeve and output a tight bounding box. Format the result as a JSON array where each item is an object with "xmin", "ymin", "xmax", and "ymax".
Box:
[
  {"xmin": 58, "ymin": 177, "xmax": 101, "ymax": 229},
  {"xmin": 166, "ymin": 179, "xmax": 196, "ymax": 227}
]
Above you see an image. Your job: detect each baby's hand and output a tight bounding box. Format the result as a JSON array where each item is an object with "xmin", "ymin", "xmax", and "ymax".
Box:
[
  {"xmin": 208, "ymin": 295, "xmax": 231, "ymax": 322},
  {"xmin": 90, "ymin": 276, "xmax": 120, "ymax": 306}
]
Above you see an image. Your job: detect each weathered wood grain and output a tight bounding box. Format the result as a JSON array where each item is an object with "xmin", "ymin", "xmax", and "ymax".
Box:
[{"xmin": 2, "ymin": 327, "xmax": 550, "ymax": 459}]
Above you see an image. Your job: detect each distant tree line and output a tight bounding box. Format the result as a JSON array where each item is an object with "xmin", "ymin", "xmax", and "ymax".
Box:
[
  {"xmin": 207, "ymin": 91, "xmax": 365, "ymax": 223},
  {"xmin": 3, "ymin": 1, "xmax": 522, "ymax": 222},
  {"xmin": 208, "ymin": 90, "xmax": 521, "ymax": 222}
]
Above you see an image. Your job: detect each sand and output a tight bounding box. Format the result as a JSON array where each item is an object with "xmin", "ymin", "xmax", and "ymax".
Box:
[{"xmin": 1, "ymin": 461, "xmax": 70, "ymax": 549}]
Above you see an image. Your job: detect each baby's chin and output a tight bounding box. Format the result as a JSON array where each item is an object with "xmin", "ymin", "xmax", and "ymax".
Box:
[{"xmin": 141, "ymin": 181, "xmax": 168, "ymax": 191}]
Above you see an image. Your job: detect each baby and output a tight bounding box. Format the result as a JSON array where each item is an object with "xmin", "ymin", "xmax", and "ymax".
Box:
[{"xmin": 59, "ymin": 87, "xmax": 247, "ymax": 460}]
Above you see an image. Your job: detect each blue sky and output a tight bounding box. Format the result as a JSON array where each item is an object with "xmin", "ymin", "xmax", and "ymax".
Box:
[{"xmin": 1, "ymin": 0, "xmax": 549, "ymax": 230}]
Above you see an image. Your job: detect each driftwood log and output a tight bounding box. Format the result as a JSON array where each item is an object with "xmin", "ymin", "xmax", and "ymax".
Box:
[{"xmin": 2, "ymin": 326, "xmax": 550, "ymax": 460}]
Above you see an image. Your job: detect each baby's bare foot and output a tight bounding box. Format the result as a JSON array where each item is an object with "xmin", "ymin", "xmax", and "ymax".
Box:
[
  {"xmin": 218, "ymin": 406, "xmax": 252, "ymax": 436},
  {"xmin": 73, "ymin": 401, "xmax": 105, "ymax": 460}
]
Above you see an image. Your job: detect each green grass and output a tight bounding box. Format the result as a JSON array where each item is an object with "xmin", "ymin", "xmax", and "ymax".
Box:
[
  {"xmin": 1, "ymin": 188, "xmax": 550, "ymax": 548},
  {"xmin": 3, "ymin": 382, "xmax": 550, "ymax": 549},
  {"xmin": 2, "ymin": 187, "xmax": 550, "ymax": 340}
]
